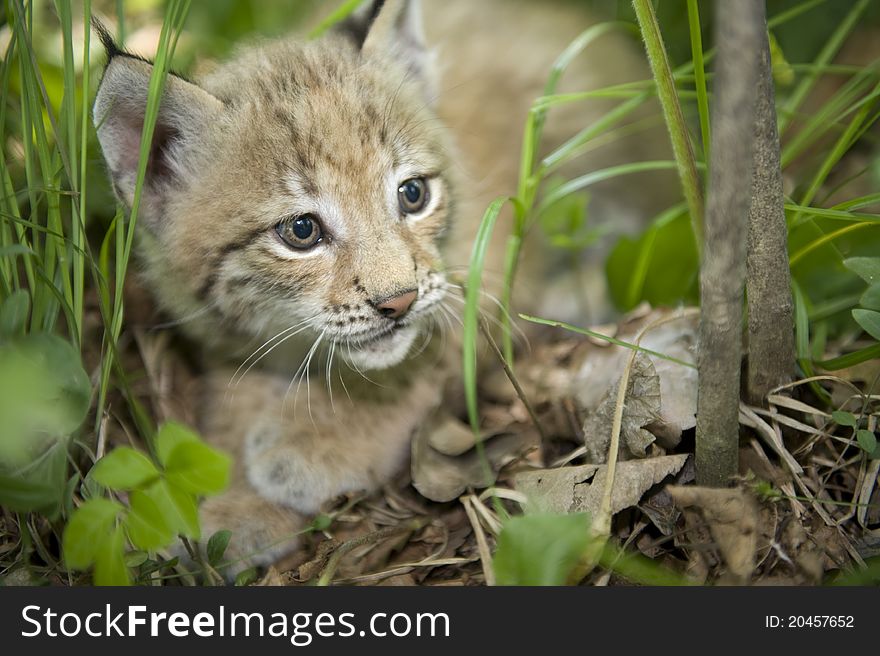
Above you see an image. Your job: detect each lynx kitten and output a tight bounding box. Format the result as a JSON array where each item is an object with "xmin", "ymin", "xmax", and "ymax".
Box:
[{"xmin": 94, "ymin": 0, "xmax": 670, "ymax": 571}]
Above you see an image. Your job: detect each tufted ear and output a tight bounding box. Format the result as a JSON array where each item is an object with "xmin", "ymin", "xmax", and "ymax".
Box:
[
  {"xmin": 92, "ymin": 23, "xmax": 223, "ymax": 227},
  {"xmin": 338, "ymin": 0, "xmax": 436, "ymax": 101}
]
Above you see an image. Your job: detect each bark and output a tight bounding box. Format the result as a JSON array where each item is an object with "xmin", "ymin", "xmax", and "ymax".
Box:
[
  {"xmin": 696, "ymin": 0, "xmax": 763, "ymax": 487},
  {"xmin": 746, "ymin": 20, "xmax": 796, "ymax": 404}
]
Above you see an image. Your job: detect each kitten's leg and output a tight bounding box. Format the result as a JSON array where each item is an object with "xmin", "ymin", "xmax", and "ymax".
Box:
[
  {"xmin": 198, "ymin": 482, "xmax": 306, "ymax": 575},
  {"xmin": 244, "ymin": 431, "xmax": 410, "ymax": 516}
]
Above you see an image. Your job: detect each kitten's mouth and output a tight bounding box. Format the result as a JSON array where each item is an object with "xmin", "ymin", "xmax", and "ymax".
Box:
[{"xmin": 338, "ymin": 324, "xmax": 420, "ymax": 370}]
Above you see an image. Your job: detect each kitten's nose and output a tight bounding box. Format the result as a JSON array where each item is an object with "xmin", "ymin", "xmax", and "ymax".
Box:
[{"xmin": 374, "ymin": 289, "xmax": 418, "ymax": 319}]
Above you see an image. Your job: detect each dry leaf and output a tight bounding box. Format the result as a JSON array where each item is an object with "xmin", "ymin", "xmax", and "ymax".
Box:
[
  {"xmin": 427, "ymin": 417, "xmax": 478, "ymax": 456},
  {"xmin": 514, "ymin": 454, "xmax": 689, "ymax": 518},
  {"xmin": 514, "ymin": 464, "xmax": 599, "ymax": 513},
  {"xmin": 412, "ymin": 421, "xmax": 533, "ymax": 502},
  {"xmin": 582, "ymin": 352, "xmax": 661, "ymax": 462},
  {"xmin": 572, "ymin": 309, "xmax": 698, "ymax": 450}
]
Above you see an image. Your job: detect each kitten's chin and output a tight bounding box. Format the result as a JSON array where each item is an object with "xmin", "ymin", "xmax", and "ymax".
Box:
[{"xmin": 344, "ymin": 326, "xmax": 419, "ymax": 371}]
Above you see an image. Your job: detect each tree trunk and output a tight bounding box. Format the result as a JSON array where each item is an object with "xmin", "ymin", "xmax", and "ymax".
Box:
[
  {"xmin": 746, "ymin": 15, "xmax": 796, "ymax": 405},
  {"xmin": 696, "ymin": 0, "xmax": 763, "ymax": 487}
]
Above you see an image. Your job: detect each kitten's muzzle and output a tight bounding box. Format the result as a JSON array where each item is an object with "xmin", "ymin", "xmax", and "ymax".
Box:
[{"xmin": 372, "ymin": 289, "xmax": 417, "ymax": 320}]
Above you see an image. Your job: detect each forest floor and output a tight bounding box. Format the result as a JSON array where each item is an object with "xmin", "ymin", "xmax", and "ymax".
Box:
[{"xmin": 65, "ymin": 281, "xmax": 878, "ymax": 587}]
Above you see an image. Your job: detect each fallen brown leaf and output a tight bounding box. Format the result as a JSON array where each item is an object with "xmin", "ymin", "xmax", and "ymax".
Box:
[
  {"xmin": 514, "ymin": 454, "xmax": 689, "ymax": 518},
  {"xmin": 582, "ymin": 352, "xmax": 661, "ymax": 462}
]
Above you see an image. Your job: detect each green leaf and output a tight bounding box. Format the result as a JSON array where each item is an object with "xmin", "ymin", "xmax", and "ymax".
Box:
[
  {"xmin": 852, "ymin": 309, "xmax": 880, "ymax": 340},
  {"xmin": 91, "ymin": 447, "xmax": 160, "ymax": 491},
  {"xmin": 165, "ymin": 441, "xmax": 231, "ymax": 496},
  {"xmin": 768, "ymin": 32, "xmax": 794, "ymax": 86},
  {"xmin": 0, "ymin": 334, "xmax": 90, "ymax": 471},
  {"xmin": 856, "ymin": 429, "xmax": 877, "ymax": 455},
  {"xmin": 311, "ymin": 514, "xmax": 332, "ymax": 532},
  {"xmin": 155, "ymin": 421, "xmax": 201, "ymax": 467},
  {"xmin": 861, "ymin": 284, "xmax": 880, "ymax": 311},
  {"xmin": 93, "ymin": 525, "xmax": 131, "ymax": 586},
  {"xmin": 493, "ymin": 513, "xmax": 592, "ymax": 586},
  {"xmin": 606, "ymin": 209, "xmax": 698, "ymax": 311},
  {"xmin": 125, "ymin": 489, "xmax": 175, "ymax": 550},
  {"xmin": 63, "ymin": 498, "xmax": 124, "ymax": 570},
  {"xmin": 143, "ymin": 479, "xmax": 200, "ymax": 539},
  {"xmin": 124, "ymin": 551, "xmax": 149, "ymax": 568},
  {"xmin": 0, "ymin": 439, "xmax": 69, "ymax": 516},
  {"xmin": 80, "ymin": 467, "xmax": 106, "ymax": 501},
  {"xmin": 0, "ymin": 474, "xmax": 63, "ymax": 514},
  {"xmin": 207, "ymin": 529, "xmax": 232, "ymax": 566},
  {"xmin": 832, "ymin": 410, "xmax": 858, "ymax": 427},
  {"xmin": 0, "ymin": 290, "xmax": 30, "ymax": 337},
  {"xmin": 844, "ymin": 257, "xmax": 880, "ymax": 285},
  {"xmin": 234, "ymin": 567, "xmax": 260, "ymax": 587}
]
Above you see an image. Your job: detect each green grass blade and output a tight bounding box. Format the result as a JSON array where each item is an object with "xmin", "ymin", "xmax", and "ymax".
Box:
[
  {"xmin": 816, "ymin": 343, "xmax": 880, "ymax": 370},
  {"xmin": 95, "ymin": 0, "xmax": 192, "ymax": 434},
  {"xmin": 309, "ymin": 0, "xmax": 361, "ymax": 38},
  {"xmin": 686, "ymin": 0, "xmax": 710, "ymax": 161},
  {"xmin": 538, "ymin": 160, "xmax": 684, "ymax": 213},
  {"xmin": 789, "ymin": 223, "xmax": 877, "ymax": 268},
  {"xmin": 778, "ymin": 0, "xmax": 871, "ymax": 135},
  {"xmin": 463, "ymin": 197, "xmax": 510, "ymax": 433},
  {"xmin": 519, "ymin": 314, "xmax": 696, "ymax": 369},
  {"xmin": 786, "ymin": 203, "xmax": 879, "ymax": 227},
  {"xmin": 541, "ymin": 93, "xmax": 650, "ymax": 174}
]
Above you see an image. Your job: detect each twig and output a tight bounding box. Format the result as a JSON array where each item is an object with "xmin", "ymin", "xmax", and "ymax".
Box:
[
  {"xmin": 479, "ymin": 319, "xmax": 549, "ymax": 443},
  {"xmin": 315, "ymin": 519, "xmax": 425, "ymax": 586},
  {"xmin": 461, "ymin": 495, "xmax": 496, "ymax": 586},
  {"xmin": 180, "ymin": 536, "xmax": 223, "ymax": 586}
]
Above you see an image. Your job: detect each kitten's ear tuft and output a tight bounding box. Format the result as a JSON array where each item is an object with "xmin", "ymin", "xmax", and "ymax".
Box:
[
  {"xmin": 342, "ymin": 0, "xmax": 435, "ymax": 99},
  {"xmin": 93, "ymin": 53, "xmax": 222, "ymax": 227},
  {"xmin": 91, "ymin": 17, "xmax": 124, "ymax": 60}
]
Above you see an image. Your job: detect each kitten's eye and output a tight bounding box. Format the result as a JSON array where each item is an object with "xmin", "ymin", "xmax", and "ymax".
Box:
[
  {"xmin": 276, "ymin": 214, "xmax": 323, "ymax": 249},
  {"xmin": 398, "ymin": 178, "xmax": 429, "ymax": 214}
]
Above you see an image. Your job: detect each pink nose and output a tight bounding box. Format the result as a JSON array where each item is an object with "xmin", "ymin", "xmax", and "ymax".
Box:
[{"xmin": 375, "ymin": 290, "xmax": 417, "ymax": 319}]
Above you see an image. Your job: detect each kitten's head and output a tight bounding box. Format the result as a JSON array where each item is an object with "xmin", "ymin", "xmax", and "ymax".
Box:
[{"xmin": 94, "ymin": 0, "xmax": 455, "ymax": 371}]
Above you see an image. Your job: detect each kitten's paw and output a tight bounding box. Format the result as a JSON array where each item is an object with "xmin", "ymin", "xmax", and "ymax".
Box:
[
  {"xmin": 245, "ymin": 444, "xmax": 362, "ymax": 515},
  {"xmin": 196, "ymin": 488, "xmax": 306, "ymax": 581}
]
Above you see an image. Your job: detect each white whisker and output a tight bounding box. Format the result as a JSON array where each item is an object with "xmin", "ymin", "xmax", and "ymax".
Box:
[
  {"xmin": 228, "ymin": 318, "xmax": 316, "ymax": 392},
  {"xmin": 325, "ymin": 342, "xmax": 336, "ymax": 414},
  {"xmin": 284, "ymin": 330, "xmax": 325, "ymax": 421}
]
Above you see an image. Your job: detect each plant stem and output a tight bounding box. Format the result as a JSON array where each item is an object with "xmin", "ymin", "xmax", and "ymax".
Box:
[
  {"xmin": 746, "ymin": 19, "xmax": 795, "ymax": 405},
  {"xmin": 632, "ymin": 0, "xmax": 704, "ymax": 251},
  {"xmin": 696, "ymin": 0, "xmax": 762, "ymax": 487}
]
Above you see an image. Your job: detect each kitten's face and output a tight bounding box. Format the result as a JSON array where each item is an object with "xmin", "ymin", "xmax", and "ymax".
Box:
[
  {"xmin": 95, "ymin": 3, "xmax": 455, "ymax": 371},
  {"xmin": 182, "ymin": 38, "xmax": 452, "ymax": 371}
]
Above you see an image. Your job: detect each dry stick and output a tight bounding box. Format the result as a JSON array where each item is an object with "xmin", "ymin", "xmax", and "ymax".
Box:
[
  {"xmin": 573, "ymin": 310, "xmax": 698, "ymax": 582},
  {"xmin": 746, "ymin": 20, "xmax": 796, "ymax": 405},
  {"xmin": 479, "ymin": 319, "xmax": 549, "ymax": 443},
  {"xmin": 180, "ymin": 537, "xmax": 223, "ymax": 586},
  {"xmin": 696, "ymin": 0, "xmax": 763, "ymax": 488},
  {"xmin": 461, "ymin": 496, "xmax": 496, "ymax": 586},
  {"xmin": 316, "ymin": 519, "xmax": 425, "ymax": 586},
  {"xmin": 595, "ymin": 309, "xmax": 699, "ymax": 537}
]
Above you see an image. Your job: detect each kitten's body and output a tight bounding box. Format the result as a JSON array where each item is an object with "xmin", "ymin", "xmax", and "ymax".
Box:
[{"xmin": 95, "ymin": 0, "xmax": 672, "ymax": 570}]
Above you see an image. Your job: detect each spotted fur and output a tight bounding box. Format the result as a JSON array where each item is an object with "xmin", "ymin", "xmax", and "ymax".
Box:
[{"xmin": 94, "ymin": 0, "xmax": 673, "ymax": 573}]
